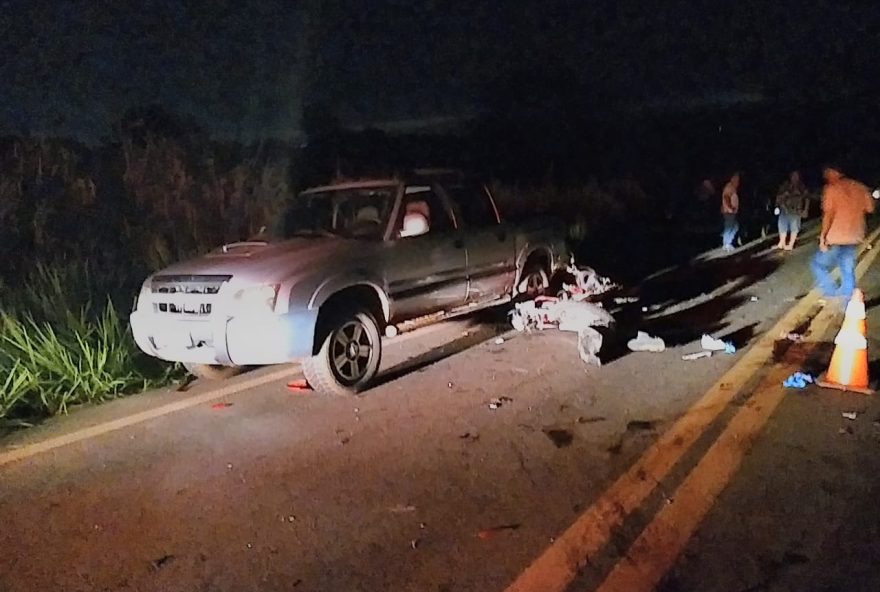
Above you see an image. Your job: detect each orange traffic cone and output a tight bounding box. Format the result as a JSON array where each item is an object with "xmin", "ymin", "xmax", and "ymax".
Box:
[{"xmin": 817, "ymin": 289, "xmax": 873, "ymax": 395}]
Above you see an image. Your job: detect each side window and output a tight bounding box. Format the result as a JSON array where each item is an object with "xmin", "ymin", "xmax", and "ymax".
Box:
[
  {"xmin": 397, "ymin": 186, "xmax": 455, "ymax": 238},
  {"xmin": 447, "ymin": 183, "xmax": 499, "ymax": 228}
]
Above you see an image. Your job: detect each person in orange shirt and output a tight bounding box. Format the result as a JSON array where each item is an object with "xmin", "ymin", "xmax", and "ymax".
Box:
[
  {"xmin": 811, "ymin": 165, "xmax": 875, "ymax": 301},
  {"xmin": 720, "ymin": 173, "xmax": 741, "ymax": 251}
]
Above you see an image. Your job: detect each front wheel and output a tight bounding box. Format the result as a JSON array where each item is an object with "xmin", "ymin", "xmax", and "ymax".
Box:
[{"xmin": 302, "ymin": 309, "xmax": 382, "ymax": 396}]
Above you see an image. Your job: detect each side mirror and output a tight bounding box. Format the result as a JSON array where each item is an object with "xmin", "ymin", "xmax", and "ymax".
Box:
[{"xmin": 399, "ymin": 212, "xmax": 429, "ymax": 238}]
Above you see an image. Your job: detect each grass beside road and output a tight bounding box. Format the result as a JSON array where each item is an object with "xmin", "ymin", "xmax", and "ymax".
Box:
[{"xmin": 0, "ymin": 262, "xmax": 178, "ymax": 427}]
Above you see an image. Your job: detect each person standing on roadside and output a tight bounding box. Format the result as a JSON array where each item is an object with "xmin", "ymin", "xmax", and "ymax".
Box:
[
  {"xmin": 811, "ymin": 165, "xmax": 875, "ymax": 301},
  {"xmin": 721, "ymin": 172, "xmax": 741, "ymax": 251},
  {"xmin": 775, "ymin": 170, "xmax": 810, "ymax": 250}
]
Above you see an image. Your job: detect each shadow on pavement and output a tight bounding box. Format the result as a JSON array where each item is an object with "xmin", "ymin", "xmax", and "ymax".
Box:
[
  {"xmin": 369, "ymin": 312, "xmax": 507, "ymax": 391},
  {"xmin": 600, "ymin": 246, "xmax": 782, "ymax": 365}
]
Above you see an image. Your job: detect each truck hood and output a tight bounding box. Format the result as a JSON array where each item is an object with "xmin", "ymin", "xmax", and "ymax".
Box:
[{"xmin": 154, "ymin": 238, "xmax": 366, "ymax": 284}]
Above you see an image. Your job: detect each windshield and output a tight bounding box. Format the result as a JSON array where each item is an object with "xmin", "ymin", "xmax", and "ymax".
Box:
[{"xmin": 271, "ymin": 186, "xmax": 397, "ymax": 240}]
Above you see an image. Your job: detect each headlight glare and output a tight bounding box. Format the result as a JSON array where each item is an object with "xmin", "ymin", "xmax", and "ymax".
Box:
[{"xmin": 231, "ymin": 284, "xmax": 280, "ymax": 313}]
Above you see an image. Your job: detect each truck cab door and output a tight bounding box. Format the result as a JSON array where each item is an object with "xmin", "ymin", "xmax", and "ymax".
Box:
[
  {"xmin": 442, "ymin": 182, "xmax": 516, "ymax": 303},
  {"xmin": 384, "ymin": 185, "xmax": 468, "ymax": 320}
]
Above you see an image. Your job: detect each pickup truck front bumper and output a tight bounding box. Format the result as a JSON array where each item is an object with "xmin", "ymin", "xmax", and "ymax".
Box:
[{"xmin": 130, "ymin": 309, "xmax": 319, "ymax": 366}]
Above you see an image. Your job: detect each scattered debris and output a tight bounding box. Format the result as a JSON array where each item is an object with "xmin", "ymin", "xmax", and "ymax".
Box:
[
  {"xmin": 510, "ymin": 297, "xmax": 615, "ymax": 367},
  {"xmin": 557, "ymin": 256, "xmax": 620, "ymax": 301},
  {"xmin": 750, "ymin": 296, "xmax": 760, "ymax": 302},
  {"xmin": 477, "ymin": 524, "xmax": 522, "ymax": 540},
  {"xmin": 543, "ymin": 428, "xmax": 574, "ymax": 448},
  {"xmin": 682, "ymin": 351, "xmax": 713, "ymax": 361},
  {"xmin": 447, "ymin": 382, "xmax": 454, "ymax": 389},
  {"xmin": 626, "ymin": 420, "xmax": 656, "ymax": 432},
  {"xmin": 494, "ymin": 337, "xmax": 505, "ymax": 345},
  {"xmin": 576, "ymin": 415, "xmax": 606, "ymax": 424},
  {"xmin": 410, "ymin": 539, "xmax": 420, "ymax": 550},
  {"xmin": 151, "ymin": 554, "xmax": 176, "ymax": 570},
  {"xmin": 614, "ymin": 296, "xmax": 639, "ymax": 304},
  {"xmin": 287, "ymin": 378, "xmax": 311, "ymax": 392},
  {"xmin": 211, "ymin": 402, "xmax": 233, "ymax": 409},
  {"xmin": 420, "ymin": 522, "xmax": 427, "ymax": 529},
  {"xmin": 339, "ymin": 437, "xmax": 351, "ymax": 445},
  {"xmin": 389, "ymin": 504, "xmax": 417, "ymax": 514},
  {"xmin": 287, "ymin": 515, "xmax": 296, "ymax": 523},
  {"xmin": 839, "ymin": 426, "xmax": 854, "ymax": 435},
  {"xmin": 459, "ymin": 432, "xmax": 480, "ymax": 441},
  {"xmin": 627, "ymin": 331, "xmax": 666, "ymax": 353},
  {"xmin": 701, "ymin": 334, "xmax": 732, "ymax": 352},
  {"xmin": 488, "ymin": 396, "xmax": 514, "ymax": 410},
  {"xmin": 842, "ymin": 412, "xmax": 859, "ymax": 421},
  {"xmin": 783, "ymin": 372, "xmax": 814, "ymax": 389},
  {"xmin": 246, "ymin": 543, "xmax": 253, "ymax": 549}
]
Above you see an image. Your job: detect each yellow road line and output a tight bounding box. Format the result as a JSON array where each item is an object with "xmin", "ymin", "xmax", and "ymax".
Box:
[
  {"xmin": 0, "ymin": 366, "xmax": 299, "ymax": 468},
  {"xmin": 505, "ymin": 227, "xmax": 880, "ymax": 592},
  {"xmin": 596, "ymin": 239, "xmax": 880, "ymax": 592}
]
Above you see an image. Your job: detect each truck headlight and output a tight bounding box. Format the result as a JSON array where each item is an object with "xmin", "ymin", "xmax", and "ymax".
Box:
[{"xmin": 230, "ymin": 284, "xmax": 280, "ymax": 313}]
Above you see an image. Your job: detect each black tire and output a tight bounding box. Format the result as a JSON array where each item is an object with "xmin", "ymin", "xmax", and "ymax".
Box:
[
  {"xmin": 302, "ymin": 308, "xmax": 382, "ymax": 396},
  {"xmin": 183, "ymin": 363, "xmax": 243, "ymax": 380},
  {"xmin": 517, "ymin": 262, "xmax": 549, "ymax": 300}
]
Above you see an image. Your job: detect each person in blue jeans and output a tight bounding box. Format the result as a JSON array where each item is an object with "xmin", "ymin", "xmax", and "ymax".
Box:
[
  {"xmin": 720, "ymin": 173, "xmax": 740, "ymax": 251},
  {"xmin": 811, "ymin": 166, "xmax": 875, "ymax": 301}
]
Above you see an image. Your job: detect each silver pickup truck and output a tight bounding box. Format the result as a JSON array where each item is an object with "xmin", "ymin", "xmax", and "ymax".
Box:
[{"xmin": 130, "ymin": 171, "xmax": 568, "ymax": 395}]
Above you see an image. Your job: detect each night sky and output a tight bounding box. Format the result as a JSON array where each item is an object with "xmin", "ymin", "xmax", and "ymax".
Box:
[{"xmin": 1, "ymin": 0, "xmax": 877, "ymax": 141}]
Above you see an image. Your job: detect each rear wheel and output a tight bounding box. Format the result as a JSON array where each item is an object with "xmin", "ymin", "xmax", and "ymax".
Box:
[
  {"xmin": 183, "ymin": 363, "xmax": 243, "ymax": 380},
  {"xmin": 517, "ymin": 262, "xmax": 549, "ymax": 299},
  {"xmin": 303, "ymin": 308, "xmax": 382, "ymax": 396}
]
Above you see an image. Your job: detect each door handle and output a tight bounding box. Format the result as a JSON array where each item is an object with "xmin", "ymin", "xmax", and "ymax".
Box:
[{"xmin": 453, "ymin": 238, "xmax": 464, "ymax": 249}]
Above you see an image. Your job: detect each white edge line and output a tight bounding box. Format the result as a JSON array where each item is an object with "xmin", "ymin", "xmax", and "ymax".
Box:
[{"xmin": 0, "ymin": 366, "xmax": 299, "ymax": 467}]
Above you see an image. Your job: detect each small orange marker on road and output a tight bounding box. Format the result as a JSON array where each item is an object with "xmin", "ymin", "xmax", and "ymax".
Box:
[
  {"xmin": 818, "ymin": 289, "xmax": 874, "ymax": 395},
  {"xmin": 286, "ymin": 378, "xmax": 312, "ymax": 393}
]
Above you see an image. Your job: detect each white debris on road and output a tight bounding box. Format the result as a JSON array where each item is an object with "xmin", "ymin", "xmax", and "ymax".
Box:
[
  {"xmin": 701, "ymin": 334, "xmax": 729, "ymax": 351},
  {"xmin": 510, "ymin": 296, "xmax": 614, "ymax": 366},
  {"xmin": 682, "ymin": 351, "xmax": 713, "ymax": 361},
  {"xmin": 627, "ymin": 331, "xmax": 666, "ymax": 353},
  {"xmin": 558, "ymin": 256, "xmax": 619, "ymax": 301}
]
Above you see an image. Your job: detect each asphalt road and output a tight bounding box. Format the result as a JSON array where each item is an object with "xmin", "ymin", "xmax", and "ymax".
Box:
[{"xmin": 2, "ymin": 226, "xmax": 879, "ymax": 592}]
